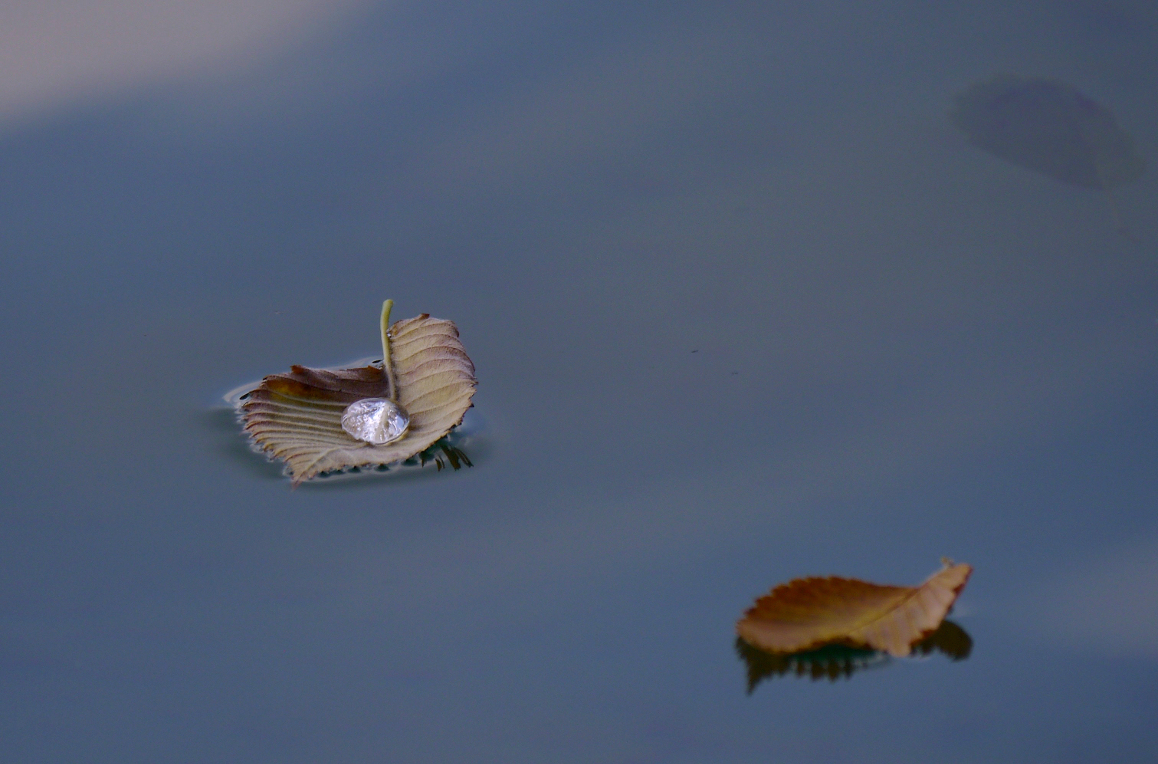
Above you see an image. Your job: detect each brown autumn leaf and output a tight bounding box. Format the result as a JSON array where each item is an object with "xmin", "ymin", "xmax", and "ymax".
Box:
[
  {"xmin": 736, "ymin": 560, "xmax": 972, "ymax": 658},
  {"xmin": 237, "ymin": 300, "xmax": 477, "ymax": 484}
]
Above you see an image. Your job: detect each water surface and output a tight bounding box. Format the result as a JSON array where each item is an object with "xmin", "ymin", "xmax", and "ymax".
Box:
[{"xmin": 2, "ymin": 2, "xmax": 1156, "ymax": 761}]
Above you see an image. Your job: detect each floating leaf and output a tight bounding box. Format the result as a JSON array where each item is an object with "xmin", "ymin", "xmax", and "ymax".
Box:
[
  {"xmin": 736, "ymin": 560, "xmax": 971, "ymax": 658},
  {"xmin": 949, "ymin": 74, "xmax": 1144, "ymax": 231},
  {"xmin": 237, "ymin": 300, "xmax": 477, "ymax": 485},
  {"xmin": 734, "ymin": 619, "xmax": 972, "ymax": 691}
]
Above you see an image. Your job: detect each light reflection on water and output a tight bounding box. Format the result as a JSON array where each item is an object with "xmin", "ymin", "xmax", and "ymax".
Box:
[{"xmin": 1, "ymin": 1, "xmax": 1156, "ymax": 762}]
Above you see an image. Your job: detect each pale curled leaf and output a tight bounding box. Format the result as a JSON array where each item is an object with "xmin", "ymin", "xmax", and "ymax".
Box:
[
  {"xmin": 736, "ymin": 561, "xmax": 972, "ymax": 658},
  {"xmin": 239, "ymin": 314, "xmax": 476, "ymax": 484}
]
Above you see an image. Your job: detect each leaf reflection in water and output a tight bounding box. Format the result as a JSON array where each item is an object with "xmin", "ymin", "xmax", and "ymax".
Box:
[
  {"xmin": 735, "ymin": 620, "xmax": 973, "ymax": 693},
  {"xmin": 307, "ymin": 433, "xmax": 474, "ymax": 481},
  {"xmin": 211, "ymin": 392, "xmax": 482, "ymax": 485}
]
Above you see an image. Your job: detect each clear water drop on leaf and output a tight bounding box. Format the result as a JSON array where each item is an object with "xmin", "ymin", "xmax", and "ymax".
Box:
[
  {"xmin": 234, "ymin": 299, "xmax": 477, "ymax": 485},
  {"xmin": 341, "ymin": 398, "xmax": 410, "ymax": 445}
]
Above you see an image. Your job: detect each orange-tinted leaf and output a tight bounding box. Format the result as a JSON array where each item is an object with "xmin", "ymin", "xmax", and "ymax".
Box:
[
  {"xmin": 736, "ymin": 561, "xmax": 971, "ymax": 657},
  {"xmin": 237, "ymin": 304, "xmax": 477, "ymax": 485}
]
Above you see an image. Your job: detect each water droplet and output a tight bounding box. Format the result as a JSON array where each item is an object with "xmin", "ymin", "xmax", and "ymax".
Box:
[{"xmin": 341, "ymin": 398, "xmax": 410, "ymax": 445}]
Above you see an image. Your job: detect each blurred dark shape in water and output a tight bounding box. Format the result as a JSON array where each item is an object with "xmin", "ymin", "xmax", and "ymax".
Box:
[
  {"xmin": 949, "ymin": 74, "xmax": 1144, "ymax": 234},
  {"xmin": 735, "ymin": 620, "xmax": 972, "ymax": 693},
  {"xmin": 416, "ymin": 439, "xmax": 473, "ymax": 472}
]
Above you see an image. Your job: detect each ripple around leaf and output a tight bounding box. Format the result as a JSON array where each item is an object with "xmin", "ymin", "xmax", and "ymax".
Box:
[{"xmin": 236, "ymin": 305, "xmax": 477, "ymax": 485}]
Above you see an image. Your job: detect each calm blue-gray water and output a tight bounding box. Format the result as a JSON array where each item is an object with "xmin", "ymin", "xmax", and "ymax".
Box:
[{"xmin": 2, "ymin": 2, "xmax": 1156, "ymax": 761}]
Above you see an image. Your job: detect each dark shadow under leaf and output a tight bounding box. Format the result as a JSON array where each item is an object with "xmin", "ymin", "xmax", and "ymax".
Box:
[{"xmin": 736, "ymin": 619, "xmax": 973, "ymax": 693}]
